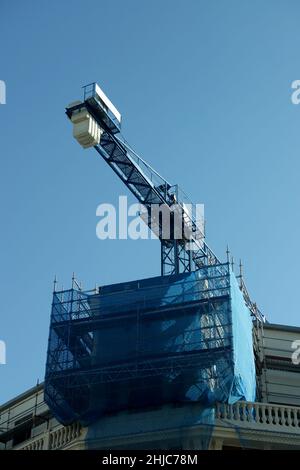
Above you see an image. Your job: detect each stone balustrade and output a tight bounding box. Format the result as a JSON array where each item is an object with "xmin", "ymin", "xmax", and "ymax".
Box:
[
  {"xmin": 216, "ymin": 401, "xmax": 300, "ymax": 430},
  {"xmin": 15, "ymin": 422, "xmax": 82, "ymax": 450}
]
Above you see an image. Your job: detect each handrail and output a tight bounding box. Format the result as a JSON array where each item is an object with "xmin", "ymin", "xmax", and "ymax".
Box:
[
  {"xmin": 216, "ymin": 401, "xmax": 300, "ymax": 429},
  {"xmin": 14, "ymin": 422, "xmax": 82, "ymax": 450}
]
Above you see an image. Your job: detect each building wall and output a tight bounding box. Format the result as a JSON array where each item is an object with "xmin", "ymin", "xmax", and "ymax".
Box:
[{"xmin": 261, "ymin": 323, "xmax": 300, "ymax": 405}]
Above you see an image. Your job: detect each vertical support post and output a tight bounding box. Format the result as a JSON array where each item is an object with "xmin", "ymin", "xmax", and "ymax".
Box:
[{"xmin": 174, "ymin": 240, "xmax": 180, "ymax": 275}]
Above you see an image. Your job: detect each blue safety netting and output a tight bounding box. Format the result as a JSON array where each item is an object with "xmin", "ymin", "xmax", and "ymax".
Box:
[
  {"xmin": 229, "ymin": 271, "xmax": 256, "ymax": 403},
  {"xmin": 45, "ymin": 262, "xmax": 256, "ymax": 437}
]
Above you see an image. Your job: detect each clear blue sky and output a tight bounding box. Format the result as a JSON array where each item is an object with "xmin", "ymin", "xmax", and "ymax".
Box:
[{"xmin": 1, "ymin": 0, "xmax": 299, "ymax": 404}]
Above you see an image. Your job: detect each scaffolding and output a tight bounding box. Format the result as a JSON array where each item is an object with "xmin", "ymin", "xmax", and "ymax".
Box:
[{"xmin": 45, "ymin": 263, "xmax": 256, "ymax": 425}]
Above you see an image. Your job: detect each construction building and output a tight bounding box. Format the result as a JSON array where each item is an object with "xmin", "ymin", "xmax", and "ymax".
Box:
[
  {"xmin": 1, "ymin": 321, "xmax": 300, "ymax": 450},
  {"xmin": 1, "ymin": 84, "xmax": 300, "ymax": 450}
]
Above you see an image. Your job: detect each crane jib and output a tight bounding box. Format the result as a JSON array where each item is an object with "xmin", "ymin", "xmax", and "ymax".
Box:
[{"xmin": 66, "ymin": 84, "xmax": 221, "ymax": 276}]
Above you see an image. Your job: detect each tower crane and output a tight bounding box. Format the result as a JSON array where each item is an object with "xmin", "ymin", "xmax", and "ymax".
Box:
[
  {"xmin": 66, "ymin": 82, "xmax": 220, "ymax": 276},
  {"xmin": 66, "ymin": 82, "xmax": 262, "ymax": 320}
]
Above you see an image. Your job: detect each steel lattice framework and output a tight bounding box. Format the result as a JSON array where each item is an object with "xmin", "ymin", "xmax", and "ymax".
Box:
[
  {"xmin": 66, "ymin": 83, "xmax": 219, "ymax": 276},
  {"xmin": 45, "ymin": 263, "xmax": 241, "ymax": 425}
]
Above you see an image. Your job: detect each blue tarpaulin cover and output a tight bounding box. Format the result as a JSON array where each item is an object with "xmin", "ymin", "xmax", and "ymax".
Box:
[{"xmin": 45, "ymin": 263, "xmax": 256, "ymax": 435}]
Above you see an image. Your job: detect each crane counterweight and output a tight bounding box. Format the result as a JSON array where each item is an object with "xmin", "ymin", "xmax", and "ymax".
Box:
[{"xmin": 71, "ymin": 107, "xmax": 102, "ymax": 148}]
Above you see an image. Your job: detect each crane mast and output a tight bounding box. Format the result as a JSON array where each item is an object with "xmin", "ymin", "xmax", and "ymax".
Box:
[{"xmin": 66, "ymin": 82, "xmax": 220, "ymax": 276}]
